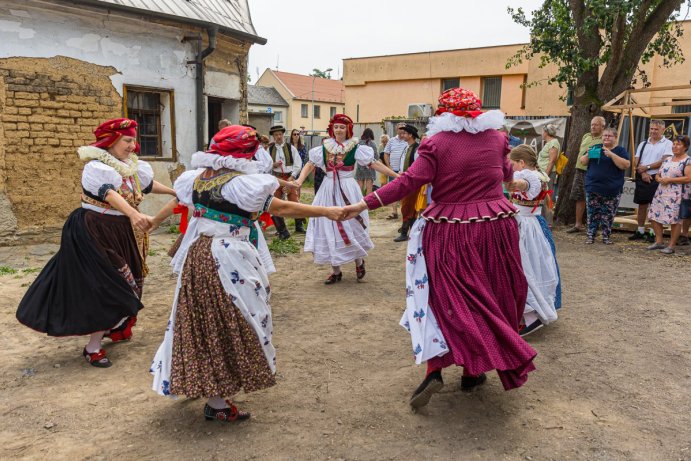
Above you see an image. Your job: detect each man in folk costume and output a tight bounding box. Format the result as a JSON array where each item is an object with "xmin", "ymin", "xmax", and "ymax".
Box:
[
  {"xmin": 394, "ymin": 124, "xmax": 422, "ymax": 242},
  {"xmin": 269, "ymin": 125, "xmax": 304, "ymax": 239}
]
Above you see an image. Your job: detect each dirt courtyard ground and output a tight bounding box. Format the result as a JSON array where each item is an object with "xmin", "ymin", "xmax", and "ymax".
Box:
[{"xmin": 0, "ymin": 210, "xmax": 689, "ymax": 461}]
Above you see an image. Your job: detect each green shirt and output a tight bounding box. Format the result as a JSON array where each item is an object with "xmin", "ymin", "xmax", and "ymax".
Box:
[
  {"xmin": 537, "ymin": 138, "xmax": 561, "ymax": 173},
  {"xmin": 575, "ymin": 133, "xmax": 602, "ymax": 171}
]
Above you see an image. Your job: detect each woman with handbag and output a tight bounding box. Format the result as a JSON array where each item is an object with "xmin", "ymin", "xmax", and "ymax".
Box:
[{"xmin": 647, "ymin": 135, "xmax": 691, "ymax": 254}]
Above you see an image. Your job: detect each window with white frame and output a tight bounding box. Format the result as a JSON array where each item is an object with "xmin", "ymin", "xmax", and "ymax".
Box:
[
  {"xmin": 313, "ymin": 104, "xmax": 321, "ymax": 119},
  {"xmin": 301, "ymin": 104, "xmax": 308, "ymax": 118},
  {"xmin": 273, "ymin": 110, "xmax": 283, "ymax": 123}
]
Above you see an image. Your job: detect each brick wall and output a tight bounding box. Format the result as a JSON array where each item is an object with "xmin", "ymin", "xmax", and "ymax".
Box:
[{"xmin": 0, "ymin": 57, "xmax": 121, "ymax": 242}]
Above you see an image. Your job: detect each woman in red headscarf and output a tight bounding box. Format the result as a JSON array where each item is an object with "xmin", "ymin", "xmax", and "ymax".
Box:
[
  {"xmin": 343, "ymin": 88, "xmax": 537, "ymax": 409},
  {"xmin": 149, "ymin": 125, "xmax": 344, "ymax": 423},
  {"xmin": 16, "ymin": 118, "xmax": 177, "ymax": 368},
  {"xmin": 293, "ymin": 114, "xmax": 399, "ymax": 284}
]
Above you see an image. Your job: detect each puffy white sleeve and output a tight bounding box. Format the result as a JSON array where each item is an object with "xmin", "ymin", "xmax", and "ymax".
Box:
[
  {"xmin": 355, "ymin": 144, "xmax": 375, "ymax": 166},
  {"xmin": 82, "ymin": 161, "xmax": 122, "ymax": 200},
  {"xmin": 308, "ymin": 146, "xmax": 324, "ymax": 169},
  {"xmin": 221, "ymin": 174, "xmax": 280, "ymax": 213},
  {"xmin": 514, "ymin": 170, "xmax": 543, "ymax": 200},
  {"xmin": 255, "ymin": 147, "xmax": 273, "ymax": 174},
  {"xmin": 137, "ymin": 160, "xmax": 154, "ymax": 193},
  {"xmin": 173, "ymin": 168, "xmax": 205, "ymax": 206}
]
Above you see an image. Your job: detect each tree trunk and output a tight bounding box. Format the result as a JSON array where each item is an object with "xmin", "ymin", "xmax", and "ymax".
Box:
[{"xmin": 554, "ymin": 104, "xmax": 597, "ymax": 225}]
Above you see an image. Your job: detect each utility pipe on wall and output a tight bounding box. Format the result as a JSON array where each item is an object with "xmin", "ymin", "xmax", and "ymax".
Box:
[{"xmin": 184, "ymin": 27, "xmax": 218, "ymax": 151}]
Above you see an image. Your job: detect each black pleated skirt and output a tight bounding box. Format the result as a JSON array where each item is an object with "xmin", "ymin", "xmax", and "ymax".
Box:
[{"xmin": 16, "ymin": 208, "xmax": 144, "ymax": 336}]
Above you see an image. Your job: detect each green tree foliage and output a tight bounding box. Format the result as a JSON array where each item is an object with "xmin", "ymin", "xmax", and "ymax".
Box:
[
  {"xmin": 310, "ymin": 68, "xmax": 332, "ymax": 79},
  {"xmin": 508, "ymin": 0, "xmax": 689, "ymax": 223}
]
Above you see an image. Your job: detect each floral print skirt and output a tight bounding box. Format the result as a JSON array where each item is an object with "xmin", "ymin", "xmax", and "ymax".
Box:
[{"xmin": 168, "ymin": 237, "xmax": 276, "ymax": 398}]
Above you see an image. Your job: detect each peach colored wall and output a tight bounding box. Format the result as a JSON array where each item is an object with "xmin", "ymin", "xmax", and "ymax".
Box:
[
  {"xmin": 344, "ymin": 24, "xmax": 691, "ymax": 122},
  {"xmin": 346, "ymin": 79, "xmax": 440, "ymax": 123}
]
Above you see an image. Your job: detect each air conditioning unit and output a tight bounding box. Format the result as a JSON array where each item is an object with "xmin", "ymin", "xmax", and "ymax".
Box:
[{"xmin": 408, "ymin": 103, "xmax": 433, "ymax": 118}]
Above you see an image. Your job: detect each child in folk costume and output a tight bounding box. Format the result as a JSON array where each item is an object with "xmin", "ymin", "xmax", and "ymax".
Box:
[
  {"xmin": 504, "ymin": 145, "xmax": 561, "ymax": 336},
  {"xmin": 16, "ymin": 119, "xmax": 176, "ymax": 367},
  {"xmin": 293, "ymin": 114, "xmax": 399, "ymax": 284},
  {"xmin": 343, "ymin": 88, "xmax": 537, "ymax": 409},
  {"xmin": 150, "ymin": 125, "xmax": 344, "ymax": 422}
]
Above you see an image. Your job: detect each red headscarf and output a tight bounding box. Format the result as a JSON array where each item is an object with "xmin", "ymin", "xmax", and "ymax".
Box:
[
  {"xmin": 328, "ymin": 114, "xmax": 354, "ymax": 139},
  {"xmin": 91, "ymin": 118, "xmax": 139, "ymax": 151},
  {"xmin": 207, "ymin": 125, "xmax": 259, "ymax": 159},
  {"xmin": 435, "ymin": 88, "xmax": 483, "ymax": 118}
]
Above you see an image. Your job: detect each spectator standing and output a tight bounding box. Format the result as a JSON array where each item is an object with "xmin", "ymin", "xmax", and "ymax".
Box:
[
  {"xmin": 356, "ymin": 128, "xmax": 378, "ymax": 195},
  {"xmin": 377, "ymin": 134, "xmax": 390, "ymax": 188},
  {"xmin": 580, "ymin": 127, "xmax": 630, "ymax": 244},
  {"xmin": 567, "ymin": 116, "xmax": 605, "ymax": 233},
  {"xmin": 646, "ymin": 135, "xmax": 691, "ymax": 254},
  {"xmin": 537, "ymin": 124, "xmax": 561, "ymax": 224},
  {"xmin": 383, "ymin": 123, "xmax": 409, "ymax": 219},
  {"xmin": 289, "ymin": 129, "xmax": 308, "ymax": 233},
  {"xmin": 630, "ymin": 120, "xmax": 673, "ymax": 242}
]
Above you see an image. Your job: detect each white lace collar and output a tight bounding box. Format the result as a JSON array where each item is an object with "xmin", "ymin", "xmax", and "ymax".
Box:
[
  {"xmin": 323, "ymin": 137, "xmax": 359, "ymax": 156},
  {"xmin": 426, "ymin": 110, "xmax": 505, "ymax": 138},
  {"xmin": 191, "ymin": 152, "xmax": 260, "ymax": 174},
  {"xmin": 77, "ymin": 146, "xmax": 138, "ymax": 177}
]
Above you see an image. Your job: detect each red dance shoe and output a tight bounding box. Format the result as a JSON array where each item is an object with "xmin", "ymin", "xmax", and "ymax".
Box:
[
  {"xmin": 204, "ymin": 401, "xmax": 250, "ymax": 422},
  {"xmin": 82, "ymin": 347, "xmax": 112, "ymax": 368}
]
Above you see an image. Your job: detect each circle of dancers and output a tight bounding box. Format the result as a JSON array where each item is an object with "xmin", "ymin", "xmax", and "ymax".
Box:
[{"xmin": 15, "ymin": 86, "xmax": 561, "ymax": 421}]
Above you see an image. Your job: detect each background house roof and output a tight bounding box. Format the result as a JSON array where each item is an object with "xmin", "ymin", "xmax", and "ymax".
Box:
[
  {"xmin": 272, "ymin": 70, "xmax": 344, "ymax": 104},
  {"xmin": 248, "ymin": 85, "xmax": 289, "ymax": 107},
  {"xmin": 78, "ymin": 0, "xmax": 266, "ymax": 43}
]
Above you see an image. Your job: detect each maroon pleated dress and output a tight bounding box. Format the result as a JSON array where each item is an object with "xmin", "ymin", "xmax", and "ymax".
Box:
[{"xmin": 364, "ymin": 129, "xmax": 536, "ymax": 390}]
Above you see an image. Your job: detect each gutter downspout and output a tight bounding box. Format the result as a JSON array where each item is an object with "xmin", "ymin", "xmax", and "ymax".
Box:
[{"xmin": 184, "ymin": 27, "xmax": 218, "ymax": 151}]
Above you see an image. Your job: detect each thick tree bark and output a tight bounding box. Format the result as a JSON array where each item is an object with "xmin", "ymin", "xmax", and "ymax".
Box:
[{"xmin": 555, "ymin": 103, "xmax": 599, "ymax": 225}]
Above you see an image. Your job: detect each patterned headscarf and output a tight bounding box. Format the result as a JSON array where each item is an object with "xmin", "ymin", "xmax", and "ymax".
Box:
[
  {"xmin": 207, "ymin": 125, "xmax": 259, "ymax": 159},
  {"xmin": 435, "ymin": 88, "xmax": 483, "ymax": 118},
  {"xmin": 328, "ymin": 114, "xmax": 354, "ymax": 139},
  {"xmin": 91, "ymin": 118, "xmax": 139, "ymax": 152}
]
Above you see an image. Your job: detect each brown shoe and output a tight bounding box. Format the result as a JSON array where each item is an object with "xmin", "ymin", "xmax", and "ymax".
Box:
[{"xmin": 565, "ymin": 226, "xmax": 583, "ymax": 233}]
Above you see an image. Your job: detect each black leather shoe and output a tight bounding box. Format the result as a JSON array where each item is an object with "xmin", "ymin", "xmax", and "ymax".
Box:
[
  {"xmin": 410, "ymin": 370, "xmax": 443, "ymax": 409},
  {"xmin": 459, "ymin": 373, "xmax": 487, "ymax": 392},
  {"xmin": 324, "ymin": 272, "xmax": 342, "ymax": 285},
  {"xmin": 277, "ymin": 231, "xmax": 291, "ymax": 240},
  {"xmin": 393, "ymin": 233, "xmax": 409, "ymax": 242}
]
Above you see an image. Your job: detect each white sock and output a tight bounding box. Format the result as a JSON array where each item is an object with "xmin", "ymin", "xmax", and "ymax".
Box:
[
  {"xmin": 207, "ymin": 396, "xmax": 229, "ymax": 409},
  {"xmin": 638, "ymin": 227, "xmax": 645, "ymax": 233},
  {"xmin": 331, "ymin": 266, "xmax": 341, "ymax": 274},
  {"xmin": 523, "ymin": 311, "xmax": 540, "ymax": 326},
  {"xmin": 85, "ymin": 332, "xmax": 105, "ymax": 353},
  {"xmin": 355, "ymin": 258, "xmax": 363, "ymax": 266}
]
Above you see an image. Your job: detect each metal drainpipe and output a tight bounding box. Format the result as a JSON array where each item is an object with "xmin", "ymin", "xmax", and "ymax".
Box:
[{"xmin": 184, "ymin": 27, "xmax": 218, "ymax": 151}]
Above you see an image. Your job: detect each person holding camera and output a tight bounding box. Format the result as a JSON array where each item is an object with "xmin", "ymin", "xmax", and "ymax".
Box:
[{"xmin": 580, "ymin": 127, "xmax": 630, "ymax": 244}]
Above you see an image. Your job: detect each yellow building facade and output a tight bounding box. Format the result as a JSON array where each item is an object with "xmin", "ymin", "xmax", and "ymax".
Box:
[
  {"xmin": 344, "ymin": 21, "xmax": 691, "ymax": 124},
  {"xmin": 257, "ymin": 69, "xmax": 345, "ymax": 133}
]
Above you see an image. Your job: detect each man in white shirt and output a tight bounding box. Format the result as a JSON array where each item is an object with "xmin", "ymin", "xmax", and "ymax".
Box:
[
  {"xmin": 383, "ymin": 123, "xmax": 408, "ymax": 219},
  {"xmin": 630, "ymin": 120, "xmax": 673, "ymax": 242},
  {"xmin": 268, "ymin": 125, "xmax": 303, "ymax": 238}
]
